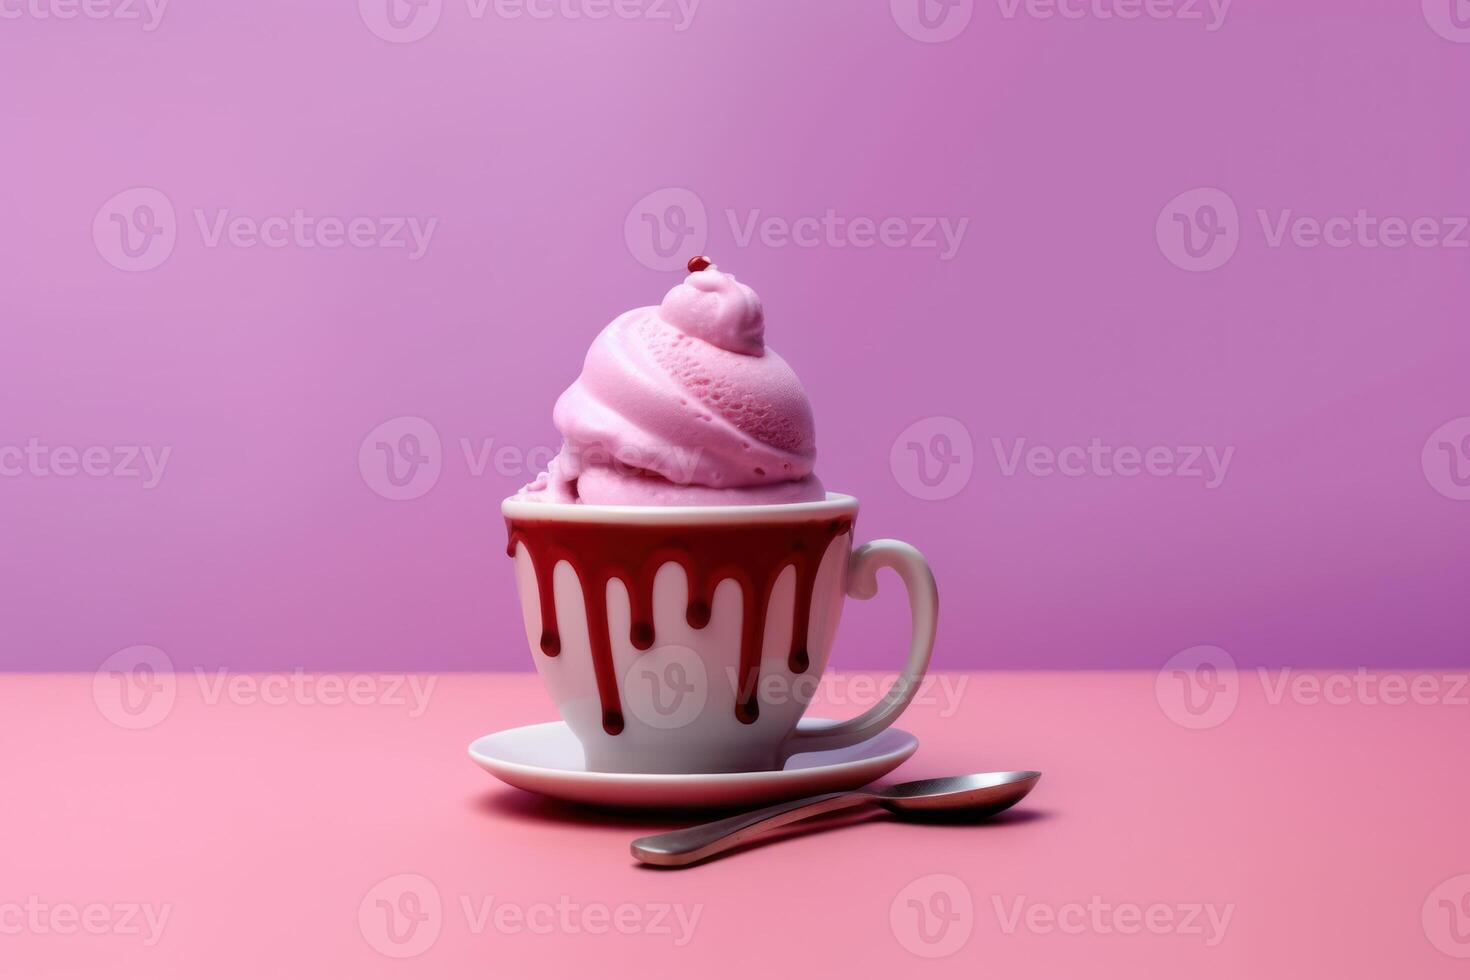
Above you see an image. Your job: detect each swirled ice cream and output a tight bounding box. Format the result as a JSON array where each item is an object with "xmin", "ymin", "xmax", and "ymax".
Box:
[{"xmin": 518, "ymin": 259, "xmax": 823, "ymax": 506}]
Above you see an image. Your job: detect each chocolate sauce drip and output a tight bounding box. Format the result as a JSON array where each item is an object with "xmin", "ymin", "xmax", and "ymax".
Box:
[{"xmin": 506, "ymin": 515, "xmax": 853, "ymax": 735}]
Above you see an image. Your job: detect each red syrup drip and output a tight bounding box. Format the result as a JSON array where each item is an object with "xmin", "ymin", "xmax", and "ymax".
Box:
[{"xmin": 506, "ymin": 515, "xmax": 853, "ymax": 736}]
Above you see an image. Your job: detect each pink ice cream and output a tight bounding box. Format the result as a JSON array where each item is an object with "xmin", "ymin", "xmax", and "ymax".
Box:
[{"xmin": 518, "ymin": 261, "xmax": 823, "ymax": 506}]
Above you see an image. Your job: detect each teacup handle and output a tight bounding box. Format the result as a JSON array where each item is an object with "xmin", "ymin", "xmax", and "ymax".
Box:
[{"xmin": 781, "ymin": 539, "xmax": 938, "ymax": 756}]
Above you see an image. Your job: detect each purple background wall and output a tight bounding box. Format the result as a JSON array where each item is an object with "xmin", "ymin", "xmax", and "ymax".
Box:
[{"xmin": 2, "ymin": 0, "xmax": 1466, "ymax": 672}]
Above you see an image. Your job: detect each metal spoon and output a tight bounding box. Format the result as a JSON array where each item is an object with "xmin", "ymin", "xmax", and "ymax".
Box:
[{"xmin": 631, "ymin": 771, "xmax": 1041, "ymax": 867}]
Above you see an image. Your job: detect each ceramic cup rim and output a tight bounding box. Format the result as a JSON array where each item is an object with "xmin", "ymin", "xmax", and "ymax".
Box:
[{"xmin": 501, "ymin": 491, "xmax": 859, "ymax": 526}]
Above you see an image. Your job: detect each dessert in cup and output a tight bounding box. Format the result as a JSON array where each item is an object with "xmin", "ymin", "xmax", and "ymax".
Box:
[{"xmin": 505, "ymin": 257, "xmax": 937, "ymax": 775}]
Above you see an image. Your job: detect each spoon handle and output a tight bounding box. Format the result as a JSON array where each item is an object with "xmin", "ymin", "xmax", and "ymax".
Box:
[{"xmin": 631, "ymin": 791, "xmax": 873, "ymax": 867}]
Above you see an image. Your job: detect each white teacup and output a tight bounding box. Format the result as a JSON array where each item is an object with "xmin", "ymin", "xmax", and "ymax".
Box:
[{"xmin": 503, "ymin": 493, "xmax": 937, "ymax": 774}]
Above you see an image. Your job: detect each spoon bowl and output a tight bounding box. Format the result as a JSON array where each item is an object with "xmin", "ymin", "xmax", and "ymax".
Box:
[{"xmin": 877, "ymin": 771, "xmax": 1042, "ymax": 813}]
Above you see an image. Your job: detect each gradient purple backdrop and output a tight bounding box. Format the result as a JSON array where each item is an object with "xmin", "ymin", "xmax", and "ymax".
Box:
[{"xmin": 1, "ymin": 0, "xmax": 1466, "ymax": 672}]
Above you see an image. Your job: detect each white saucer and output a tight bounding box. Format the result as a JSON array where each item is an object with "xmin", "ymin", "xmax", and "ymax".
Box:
[{"xmin": 468, "ymin": 717, "xmax": 919, "ymax": 810}]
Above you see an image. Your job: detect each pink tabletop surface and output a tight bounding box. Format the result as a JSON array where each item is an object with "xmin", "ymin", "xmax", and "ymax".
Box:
[{"xmin": 4, "ymin": 669, "xmax": 1466, "ymax": 978}]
